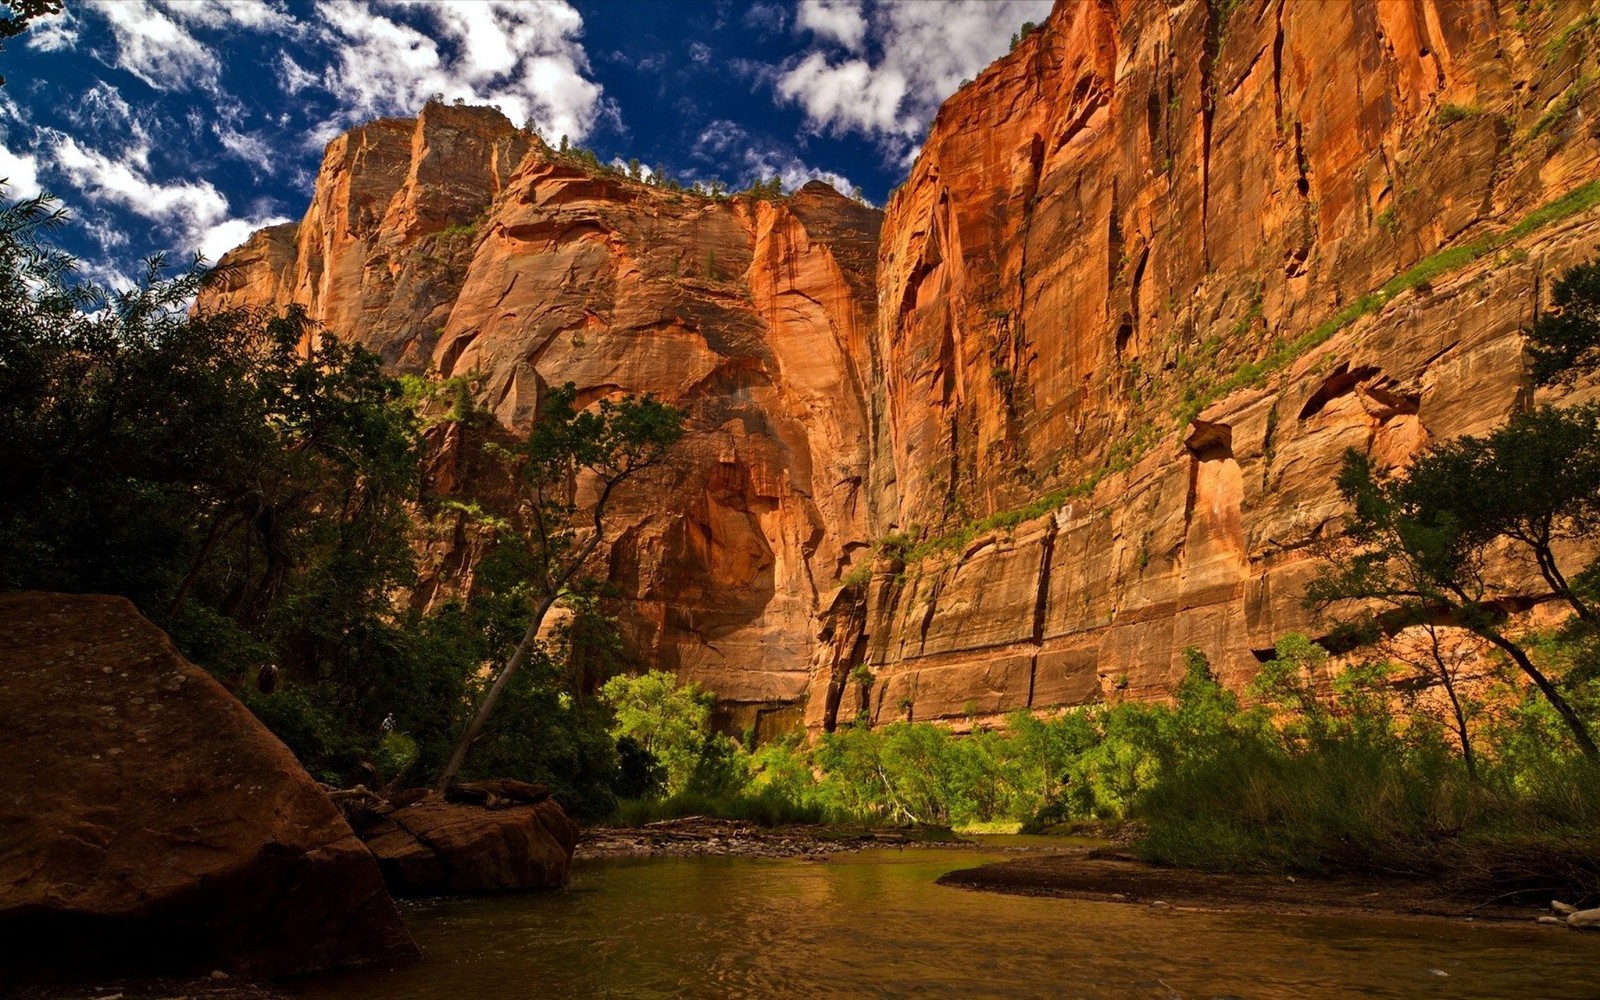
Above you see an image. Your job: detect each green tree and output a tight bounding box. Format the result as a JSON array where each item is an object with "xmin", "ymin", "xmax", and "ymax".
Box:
[
  {"xmin": 0, "ymin": 194, "xmax": 420, "ymax": 685},
  {"xmin": 598, "ymin": 670, "xmax": 714, "ymax": 794},
  {"xmin": 1309, "ymin": 260, "xmax": 1600, "ymax": 757},
  {"xmin": 434, "ymin": 383, "xmax": 684, "ymax": 788}
]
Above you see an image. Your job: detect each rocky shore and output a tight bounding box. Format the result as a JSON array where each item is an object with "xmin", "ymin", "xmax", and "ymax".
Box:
[
  {"xmin": 575, "ymin": 817, "xmax": 958, "ymax": 860},
  {"xmin": 937, "ymin": 845, "xmax": 1599, "ymax": 927}
]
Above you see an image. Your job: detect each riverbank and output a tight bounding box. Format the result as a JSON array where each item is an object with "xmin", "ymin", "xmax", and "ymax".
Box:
[
  {"xmin": 936, "ymin": 845, "xmax": 1583, "ymax": 925},
  {"xmin": 575, "ymin": 816, "xmax": 962, "ymax": 859}
]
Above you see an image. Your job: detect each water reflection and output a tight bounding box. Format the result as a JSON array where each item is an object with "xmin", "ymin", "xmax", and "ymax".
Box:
[{"xmin": 292, "ymin": 846, "xmax": 1598, "ymax": 999}]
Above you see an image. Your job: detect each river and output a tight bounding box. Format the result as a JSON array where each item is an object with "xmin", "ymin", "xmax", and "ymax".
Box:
[{"xmin": 292, "ymin": 843, "xmax": 1598, "ymax": 999}]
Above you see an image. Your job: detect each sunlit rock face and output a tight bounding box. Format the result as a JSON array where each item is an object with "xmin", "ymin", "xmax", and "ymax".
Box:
[
  {"xmin": 203, "ymin": 103, "xmax": 882, "ymax": 730},
  {"xmin": 206, "ymin": 1, "xmax": 1600, "ymax": 734},
  {"xmin": 830, "ymin": 0, "xmax": 1600, "ymax": 731}
]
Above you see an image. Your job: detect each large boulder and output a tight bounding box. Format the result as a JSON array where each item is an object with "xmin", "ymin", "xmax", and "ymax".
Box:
[
  {"xmin": 358, "ymin": 786, "xmax": 578, "ymax": 896},
  {"xmin": 0, "ymin": 592, "xmax": 419, "ymax": 978}
]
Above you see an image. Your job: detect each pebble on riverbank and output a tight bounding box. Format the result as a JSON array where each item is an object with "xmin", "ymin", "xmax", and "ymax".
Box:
[{"xmin": 575, "ymin": 817, "xmax": 952, "ymax": 860}]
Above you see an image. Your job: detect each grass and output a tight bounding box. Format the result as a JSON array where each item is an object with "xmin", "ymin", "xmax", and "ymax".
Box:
[
  {"xmin": 954, "ymin": 819, "xmax": 1023, "ymax": 835},
  {"xmin": 1525, "ymin": 71, "xmax": 1598, "ymax": 142},
  {"xmin": 1545, "ymin": 11, "xmax": 1599, "ymax": 65},
  {"xmin": 1435, "ymin": 103, "xmax": 1485, "ymax": 126}
]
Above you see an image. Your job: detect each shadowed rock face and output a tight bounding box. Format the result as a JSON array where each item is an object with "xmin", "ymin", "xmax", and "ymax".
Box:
[
  {"xmin": 0, "ymin": 592, "xmax": 419, "ymax": 978},
  {"xmin": 360, "ymin": 796, "xmax": 579, "ymax": 897},
  {"xmin": 203, "ymin": 1, "xmax": 1600, "ymax": 732}
]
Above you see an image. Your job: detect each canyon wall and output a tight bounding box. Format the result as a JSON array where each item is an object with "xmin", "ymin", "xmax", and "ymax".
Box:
[
  {"xmin": 204, "ymin": 1, "xmax": 1600, "ymax": 735},
  {"xmin": 821, "ymin": 0, "xmax": 1600, "ymax": 731},
  {"xmin": 204, "ymin": 102, "xmax": 882, "ymax": 733}
]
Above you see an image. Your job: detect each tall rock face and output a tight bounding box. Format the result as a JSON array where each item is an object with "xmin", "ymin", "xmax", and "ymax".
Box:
[
  {"xmin": 204, "ymin": 103, "xmax": 533, "ymax": 371},
  {"xmin": 830, "ymin": 0, "xmax": 1600, "ymax": 730},
  {"xmin": 204, "ymin": 104, "xmax": 881, "ymax": 730},
  {"xmin": 206, "ymin": 0, "xmax": 1600, "ymax": 734}
]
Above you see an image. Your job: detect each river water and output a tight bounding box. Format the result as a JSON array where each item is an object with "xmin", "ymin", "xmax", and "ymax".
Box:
[{"xmin": 293, "ymin": 843, "xmax": 1598, "ymax": 999}]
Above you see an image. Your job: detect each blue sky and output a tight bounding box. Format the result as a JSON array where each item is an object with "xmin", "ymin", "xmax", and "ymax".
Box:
[{"xmin": 0, "ymin": 0, "xmax": 1050, "ymax": 287}]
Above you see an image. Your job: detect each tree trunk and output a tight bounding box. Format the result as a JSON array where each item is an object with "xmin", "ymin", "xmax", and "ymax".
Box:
[
  {"xmin": 1424, "ymin": 626, "xmax": 1477, "ymax": 781},
  {"xmin": 1480, "ymin": 628, "xmax": 1599, "ymax": 758},
  {"xmin": 434, "ymin": 590, "xmax": 560, "ymax": 792}
]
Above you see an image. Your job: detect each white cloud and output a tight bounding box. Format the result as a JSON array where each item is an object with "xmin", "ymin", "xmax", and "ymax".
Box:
[
  {"xmin": 690, "ymin": 118, "xmax": 862, "ymax": 202},
  {"xmin": 776, "ymin": 0, "xmax": 1052, "ymax": 162},
  {"xmin": 313, "ymin": 1, "xmax": 605, "ymax": 141},
  {"xmin": 77, "ymin": 2, "xmax": 298, "ymax": 93},
  {"xmin": 277, "ymin": 51, "xmax": 317, "ymax": 95},
  {"xmin": 50, "ymin": 133, "xmax": 229, "ymax": 230},
  {"xmin": 197, "ymin": 214, "xmax": 289, "ymax": 262},
  {"xmin": 25, "ymin": 7, "xmax": 79, "ymax": 52},
  {"xmin": 778, "ymin": 51, "xmax": 905, "ymax": 137},
  {"xmin": 85, "ymin": 0, "xmax": 222, "ymax": 92},
  {"xmin": 0, "ymin": 142, "xmax": 41, "ymax": 199},
  {"xmin": 214, "ymin": 124, "xmax": 275, "ymax": 172},
  {"xmin": 743, "ymin": 2, "xmax": 788, "ymax": 34},
  {"xmin": 161, "ymin": 0, "xmax": 298, "ymax": 32},
  {"xmin": 795, "ymin": 0, "xmax": 867, "ymax": 51},
  {"xmin": 45, "ymin": 132, "xmax": 286, "ymax": 261},
  {"xmin": 66, "ymin": 83, "xmax": 150, "ymax": 165}
]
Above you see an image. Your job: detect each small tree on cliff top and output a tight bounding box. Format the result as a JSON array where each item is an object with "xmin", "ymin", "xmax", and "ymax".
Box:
[
  {"xmin": 435, "ymin": 383, "xmax": 683, "ymax": 789},
  {"xmin": 1309, "ymin": 259, "xmax": 1600, "ymax": 758}
]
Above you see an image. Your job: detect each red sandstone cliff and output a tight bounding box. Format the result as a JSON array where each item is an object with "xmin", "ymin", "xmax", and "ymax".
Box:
[
  {"xmin": 824, "ymin": 0, "xmax": 1600, "ymax": 731},
  {"xmin": 203, "ymin": 1, "xmax": 1600, "ymax": 735},
  {"xmin": 204, "ymin": 102, "xmax": 881, "ymax": 734}
]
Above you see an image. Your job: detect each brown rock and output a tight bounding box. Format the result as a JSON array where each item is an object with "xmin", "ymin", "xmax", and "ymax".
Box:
[
  {"xmin": 0, "ymin": 592, "xmax": 418, "ymax": 978},
  {"xmin": 360, "ymin": 797, "xmax": 579, "ymax": 896},
  {"xmin": 201, "ymin": 117, "xmax": 882, "ymax": 723},
  {"xmin": 201, "ymin": 1, "xmax": 1600, "ymax": 730},
  {"xmin": 842, "ymin": 0, "xmax": 1600, "ymax": 725}
]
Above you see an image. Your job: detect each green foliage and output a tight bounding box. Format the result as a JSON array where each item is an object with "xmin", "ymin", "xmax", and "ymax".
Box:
[
  {"xmin": 1526, "ymin": 256, "xmax": 1600, "ymax": 385},
  {"xmin": 1545, "ymin": 10, "xmax": 1599, "ymax": 64},
  {"xmin": 0, "ymin": 192, "xmax": 422, "ymax": 702},
  {"xmin": 0, "ymin": 190, "xmax": 647, "ymax": 819},
  {"xmin": 584, "ymin": 640, "xmax": 1597, "ymax": 893},
  {"xmin": 1525, "ymin": 71, "xmax": 1597, "ymax": 142},
  {"xmin": 431, "ymin": 381, "xmax": 685, "ymax": 788},
  {"xmin": 599, "ymin": 670, "xmax": 718, "ymax": 795},
  {"xmin": 742, "ymin": 175, "xmax": 785, "ymax": 200},
  {"xmin": 609, "ymin": 784, "xmax": 831, "ymax": 827},
  {"xmin": 1435, "ymin": 103, "xmax": 1486, "ymax": 126},
  {"xmin": 837, "ymin": 560, "xmax": 873, "ymax": 589},
  {"xmin": 1305, "ymin": 266, "xmax": 1600, "ymax": 758}
]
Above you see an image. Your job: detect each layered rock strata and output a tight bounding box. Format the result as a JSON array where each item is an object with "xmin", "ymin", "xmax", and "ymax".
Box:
[
  {"xmin": 205, "ymin": 103, "xmax": 882, "ymax": 732},
  {"xmin": 815, "ymin": 0, "xmax": 1600, "ymax": 731},
  {"xmin": 205, "ymin": 1, "xmax": 1600, "ymax": 733}
]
